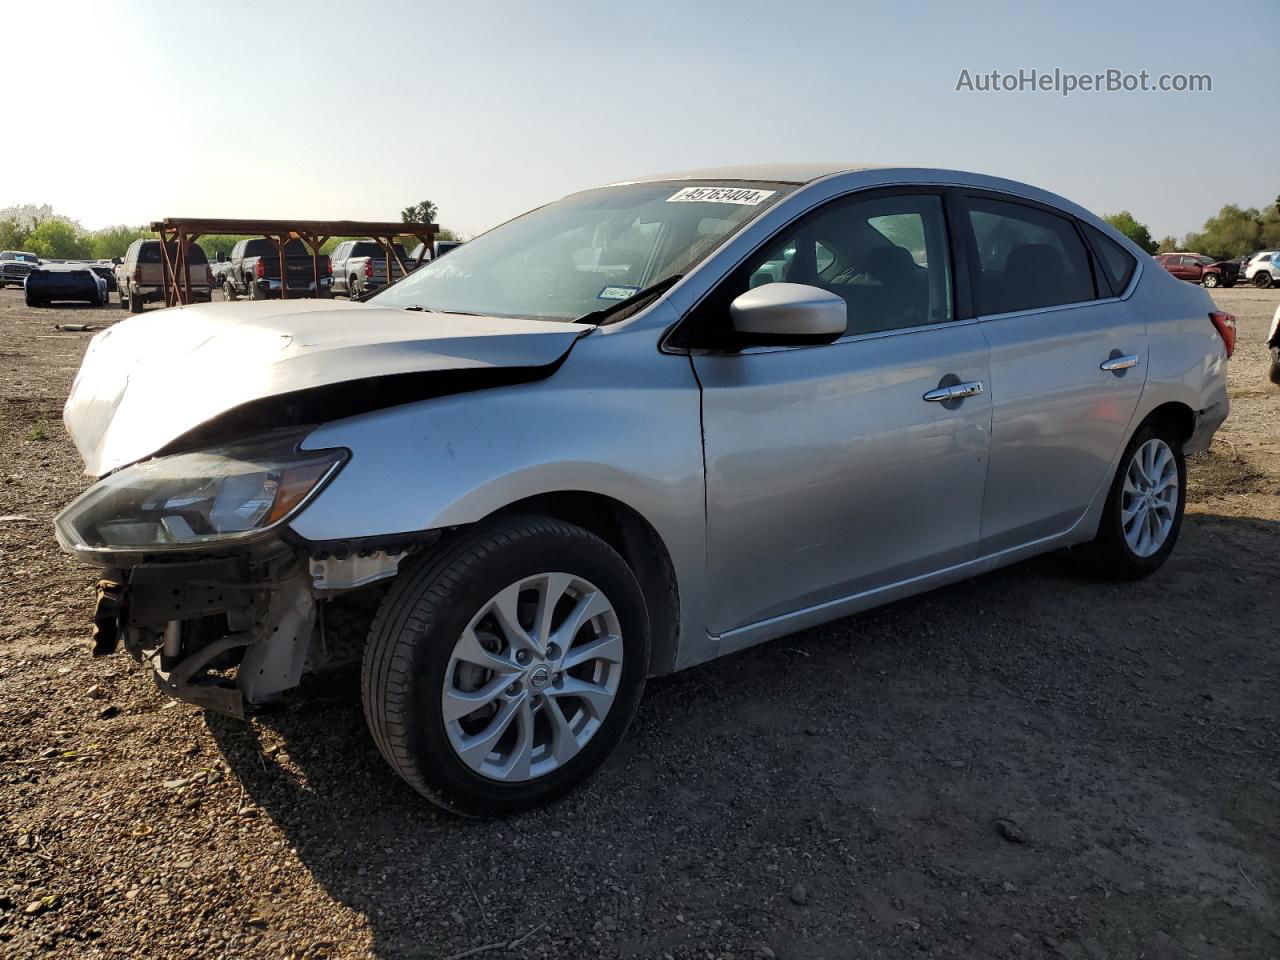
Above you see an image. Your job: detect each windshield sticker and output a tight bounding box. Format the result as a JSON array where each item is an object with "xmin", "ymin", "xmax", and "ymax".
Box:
[
  {"xmin": 666, "ymin": 186, "xmax": 776, "ymax": 205},
  {"xmin": 598, "ymin": 285, "xmax": 640, "ymax": 301}
]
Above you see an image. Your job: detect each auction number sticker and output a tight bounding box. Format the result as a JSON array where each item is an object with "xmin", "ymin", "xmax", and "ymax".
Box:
[{"xmin": 666, "ymin": 186, "xmax": 776, "ymax": 205}]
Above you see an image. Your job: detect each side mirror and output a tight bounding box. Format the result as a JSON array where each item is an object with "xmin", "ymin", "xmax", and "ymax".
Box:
[{"xmin": 729, "ymin": 283, "xmax": 846, "ymax": 344}]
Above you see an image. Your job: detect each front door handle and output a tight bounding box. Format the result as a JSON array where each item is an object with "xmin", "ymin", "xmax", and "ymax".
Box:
[
  {"xmin": 1100, "ymin": 354, "xmax": 1141, "ymax": 372},
  {"xmin": 923, "ymin": 380, "xmax": 984, "ymax": 402}
]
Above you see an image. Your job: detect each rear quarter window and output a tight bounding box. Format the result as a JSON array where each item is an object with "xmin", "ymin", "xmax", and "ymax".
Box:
[{"xmin": 1081, "ymin": 223, "xmax": 1138, "ymax": 295}]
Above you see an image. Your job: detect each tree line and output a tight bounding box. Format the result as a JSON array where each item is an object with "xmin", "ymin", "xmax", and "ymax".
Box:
[
  {"xmin": 9, "ymin": 193, "xmax": 1273, "ymax": 265},
  {"xmin": 0, "ymin": 201, "xmax": 459, "ymax": 261},
  {"xmin": 1105, "ymin": 196, "xmax": 1280, "ymax": 261}
]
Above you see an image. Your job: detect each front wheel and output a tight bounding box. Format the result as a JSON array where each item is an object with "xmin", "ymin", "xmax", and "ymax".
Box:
[
  {"xmin": 362, "ymin": 516, "xmax": 650, "ymax": 817},
  {"xmin": 1203, "ymin": 273, "xmax": 1219, "ymax": 288},
  {"xmin": 1078, "ymin": 421, "xmax": 1186, "ymax": 579}
]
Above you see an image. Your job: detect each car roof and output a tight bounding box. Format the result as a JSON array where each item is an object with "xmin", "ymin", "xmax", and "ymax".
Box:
[{"xmin": 608, "ymin": 163, "xmax": 885, "ymax": 186}]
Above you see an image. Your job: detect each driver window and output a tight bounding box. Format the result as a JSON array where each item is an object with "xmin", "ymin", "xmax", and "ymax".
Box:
[{"xmin": 741, "ymin": 194, "xmax": 953, "ymax": 336}]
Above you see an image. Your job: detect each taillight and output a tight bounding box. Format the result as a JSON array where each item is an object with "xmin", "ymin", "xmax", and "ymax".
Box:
[
  {"xmin": 324, "ymin": 257, "xmax": 332, "ymax": 275},
  {"xmin": 133, "ymin": 266, "xmax": 142, "ymax": 282},
  {"xmin": 254, "ymin": 261, "xmax": 265, "ymax": 279},
  {"xmin": 205, "ymin": 266, "xmax": 213, "ymax": 284},
  {"xmin": 1209, "ymin": 311, "xmax": 1236, "ymax": 358},
  {"xmin": 364, "ymin": 259, "xmax": 373, "ymax": 278}
]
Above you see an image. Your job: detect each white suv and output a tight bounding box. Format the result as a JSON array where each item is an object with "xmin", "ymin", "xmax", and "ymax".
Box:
[{"xmin": 1245, "ymin": 251, "xmax": 1280, "ymax": 288}]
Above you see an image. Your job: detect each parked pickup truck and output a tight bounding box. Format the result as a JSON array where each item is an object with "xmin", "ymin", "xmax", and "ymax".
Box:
[
  {"xmin": 0, "ymin": 250, "xmax": 41, "ymax": 287},
  {"xmin": 331, "ymin": 240, "xmax": 418, "ymax": 298},
  {"xmin": 116, "ymin": 239, "xmax": 214, "ymax": 313},
  {"xmin": 406, "ymin": 240, "xmax": 464, "ymax": 271},
  {"xmin": 223, "ymin": 238, "xmax": 333, "ymax": 301}
]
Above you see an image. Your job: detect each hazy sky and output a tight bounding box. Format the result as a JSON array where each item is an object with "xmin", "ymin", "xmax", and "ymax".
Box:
[{"xmin": 3, "ymin": 0, "xmax": 1274, "ymax": 240}]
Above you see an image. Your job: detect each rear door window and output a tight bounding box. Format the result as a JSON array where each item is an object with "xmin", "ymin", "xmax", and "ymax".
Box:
[{"xmin": 962, "ymin": 197, "xmax": 1096, "ymax": 314}]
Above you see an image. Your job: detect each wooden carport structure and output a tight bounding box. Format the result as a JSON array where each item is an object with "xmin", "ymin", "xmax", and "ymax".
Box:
[{"xmin": 147, "ymin": 218, "xmax": 439, "ymax": 307}]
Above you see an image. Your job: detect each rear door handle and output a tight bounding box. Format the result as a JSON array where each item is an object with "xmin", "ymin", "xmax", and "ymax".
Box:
[
  {"xmin": 923, "ymin": 380, "xmax": 984, "ymax": 402},
  {"xmin": 1100, "ymin": 354, "xmax": 1140, "ymax": 372}
]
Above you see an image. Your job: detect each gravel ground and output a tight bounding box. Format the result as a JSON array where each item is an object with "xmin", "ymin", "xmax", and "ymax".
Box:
[{"xmin": 1, "ymin": 285, "xmax": 1278, "ymax": 960}]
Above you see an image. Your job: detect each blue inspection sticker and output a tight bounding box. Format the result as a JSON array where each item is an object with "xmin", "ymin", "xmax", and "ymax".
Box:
[{"xmin": 597, "ymin": 285, "xmax": 640, "ymax": 301}]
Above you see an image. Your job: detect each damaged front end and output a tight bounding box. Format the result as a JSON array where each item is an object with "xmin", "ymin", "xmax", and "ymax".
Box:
[
  {"xmin": 56, "ymin": 429, "xmax": 431, "ymax": 716},
  {"xmin": 88, "ymin": 542, "xmax": 421, "ymax": 717}
]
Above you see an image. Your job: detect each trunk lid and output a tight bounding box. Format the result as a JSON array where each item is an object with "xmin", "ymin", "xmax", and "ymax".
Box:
[{"xmin": 65, "ymin": 299, "xmax": 585, "ymax": 476}]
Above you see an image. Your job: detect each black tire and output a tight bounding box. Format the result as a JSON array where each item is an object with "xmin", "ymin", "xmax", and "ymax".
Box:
[
  {"xmin": 1203, "ymin": 273, "xmax": 1219, "ymax": 288},
  {"xmin": 128, "ymin": 288, "xmax": 143, "ymax": 313},
  {"xmin": 1254, "ymin": 272, "xmax": 1273, "ymax": 289},
  {"xmin": 362, "ymin": 516, "xmax": 650, "ymax": 817},
  {"xmin": 119, "ymin": 285, "xmax": 129, "ymax": 310},
  {"xmin": 1268, "ymin": 346, "xmax": 1280, "ymax": 386},
  {"xmin": 224, "ymin": 277, "xmax": 239, "ymax": 301},
  {"xmin": 247, "ymin": 277, "xmax": 261, "ymax": 301},
  {"xmin": 348, "ymin": 275, "xmax": 360, "ymax": 300},
  {"xmin": 1078, "ymin": 419, "xmax": 1186, "ymax": 580},
  {"xmin": 25, "ymin": 293, "xmax": 41, "ymax": 308}
]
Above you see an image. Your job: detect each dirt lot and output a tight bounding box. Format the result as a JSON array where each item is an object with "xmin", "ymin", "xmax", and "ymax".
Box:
[{"xmin": 1, "ymin": 284, "xmax": 1278, "ymax": 960}]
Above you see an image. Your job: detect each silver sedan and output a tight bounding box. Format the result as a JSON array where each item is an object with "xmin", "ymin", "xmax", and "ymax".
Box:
[{"xmin": 56, "ymin": 164, "xmax": 1231, "ymax": 815}]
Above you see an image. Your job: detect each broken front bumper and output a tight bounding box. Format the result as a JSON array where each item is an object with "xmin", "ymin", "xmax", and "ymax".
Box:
[
  {"xmin": 88, "ymin": 538, "xmax": 419, "ymax": 717},
  {"xmin": 91, "ymin": 548, "xmax": 316, "ymax": 718}
]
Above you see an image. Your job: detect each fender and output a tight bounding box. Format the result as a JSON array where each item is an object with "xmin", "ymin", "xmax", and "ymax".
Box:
[{"xmin": 291, "ymin": 307, "xmax": 713, "ymax": 668}]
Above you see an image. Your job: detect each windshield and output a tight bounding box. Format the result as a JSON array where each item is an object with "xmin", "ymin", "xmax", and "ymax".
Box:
[{"xmin": 368, "ymin": 181, "xmax": 793, "ymax": 320}]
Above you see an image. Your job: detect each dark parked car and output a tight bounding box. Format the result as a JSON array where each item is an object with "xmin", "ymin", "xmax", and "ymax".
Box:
[
  {"xmin": 1153, "ymin": 253, "xmax": 1238, "ymax": 288},
  {"xmin": 24, "ymin": 263, "xmax": 109, "ymax": 307},
  {"xmin": 88, "ymin": 262, "xmax": 119, "ymax": 294}
]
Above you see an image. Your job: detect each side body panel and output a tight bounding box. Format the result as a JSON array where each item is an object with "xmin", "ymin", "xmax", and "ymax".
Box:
[
  {"xmin": 694, "ymin": 324, "xmax": 991, "ymax": 638},
  {"xmin": 977, "ymin": 298, "xmax": 1148, "ymax": 553}
]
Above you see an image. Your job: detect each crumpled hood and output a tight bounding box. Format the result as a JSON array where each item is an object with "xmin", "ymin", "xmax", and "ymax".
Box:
[{"xmin": 65, "ymin": 299, "xmax": 585, "ymax": 476}]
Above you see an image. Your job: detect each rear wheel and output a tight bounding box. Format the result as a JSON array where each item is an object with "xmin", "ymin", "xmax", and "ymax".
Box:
[
  {"xmin": 247, "ymin": 277, "xmax": 261, "ymax": 301},
  {"xmin": 128, "ymin": 288, "xmax": 143, "ymax": 313},
  {"xmin": 119, "ymin": 285, "xmax": 129, "ymax": 310},
  {"xmin": 1254, "ymin": 272, "xmax": 1274, "ymax": 289},
  {"xmin": 1203, "ymin": 273, "xmax": 1219, "ymax": 288},
  {"xmin": 362, "ymin": 516, "xmax": 649, "ymax": 817},
  {"xmin": 348, "ymin": 275, "xmax": 360, "ymax": 299},
  {"xmin": 1078, "ymin": 420, "xmax": 1185, "ymax": 580},
  {"xmin": 1268, "ymin": 346, "xmax": 1280, "ymax": 386},
  {"xmin": 25, "ymin": 292, "xmax": 41, "ymax": 308},
  {"xmin": 224, "ymin": 277, "xmax": 239, "ymax": 301}
]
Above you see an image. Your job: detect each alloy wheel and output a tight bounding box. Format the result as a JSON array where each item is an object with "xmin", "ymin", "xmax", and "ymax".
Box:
[
  {"xmin": 1121, "ymin": 438, "xmax": 1178, "ymax": 558},
  {"xmin": 442, "ymin": 572, "xmax": 623, "ymax": 782}
]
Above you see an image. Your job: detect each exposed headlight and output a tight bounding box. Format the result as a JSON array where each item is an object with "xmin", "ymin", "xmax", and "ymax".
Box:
[{"xmin": 55, "ymin": 433, "xmax": 346, "ymax": 559}]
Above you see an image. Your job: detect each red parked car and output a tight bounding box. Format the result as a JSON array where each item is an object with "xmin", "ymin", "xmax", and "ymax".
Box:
[{"xmin": 1154, "ymin": 252, "xmax": 1238, "ymax": 288}]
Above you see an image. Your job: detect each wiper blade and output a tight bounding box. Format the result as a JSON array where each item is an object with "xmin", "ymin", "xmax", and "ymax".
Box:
[
  {"xmin": 575, "ymin": 275, "xmax": 682, "ymax": 325},
  {"xmin": 403, "ymin": 305, "xmax": 484, "ymax": 317}
]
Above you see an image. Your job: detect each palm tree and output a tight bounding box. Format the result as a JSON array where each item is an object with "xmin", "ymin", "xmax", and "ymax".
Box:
[{"xmin": 401, "ymin": 201, "xmax": 438, "ymax": 224}]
